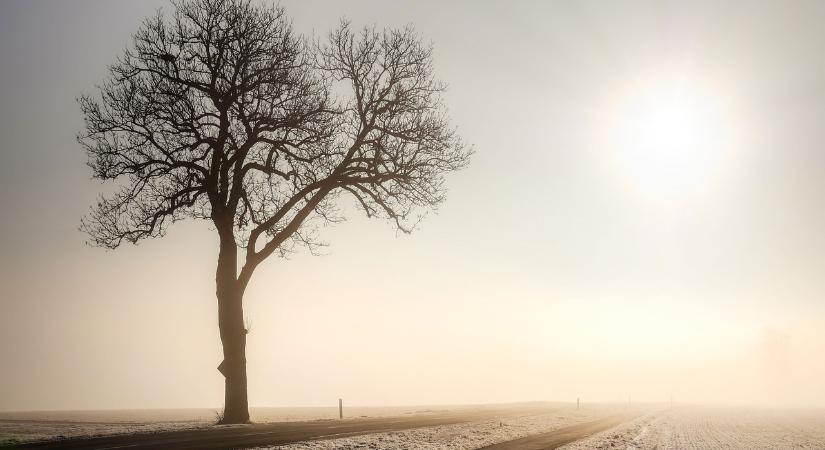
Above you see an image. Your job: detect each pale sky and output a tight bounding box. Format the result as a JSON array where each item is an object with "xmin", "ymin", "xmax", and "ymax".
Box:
[{"xmin": 2, "ymin": 0, "xmax": 825, "ymax": 411}]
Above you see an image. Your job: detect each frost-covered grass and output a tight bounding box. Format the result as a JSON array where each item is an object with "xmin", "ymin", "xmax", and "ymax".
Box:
[
  {"xmin": 559, "ymin": 407, "xmax": 825, "ymax": 450},
  {"xmin": 0, "ymin": 406, "xmax": 431, "ymax": 444},
  {"xmin": 556, "ymin": 413, "xmax": 656, "ymax": 450},
  {"xmin": 0, "ymin": 419, "xmax": 210, "ymax": 445},
  {"xmin": 259, "ymin": 405, "xmax": 633, "ymax": 450},
  {"xmin": 23, "ymin": 404, "xmax": 823, "ymax": 449}
]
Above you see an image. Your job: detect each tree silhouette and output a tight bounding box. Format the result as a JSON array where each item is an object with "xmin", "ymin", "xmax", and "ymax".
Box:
[{"xmin": 78, "ymin": 0, "xmax": 470, "ymax": 424}]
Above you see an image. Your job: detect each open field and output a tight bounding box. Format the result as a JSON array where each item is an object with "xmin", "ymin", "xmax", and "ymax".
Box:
[
  {"xmin": 0, "ymin": 405, "xmax": 497, "ymax": 444},
  {"xmin": 255, "ymin": 406, "xmax": 825, "ymax": 449},
  {"xmin": 559, "ymin": 406, "xmax": 825, "ymax": 450},
  {"xmin": 4, "ymin": 404, "xmax": 825, "ymax": 449},
  {"xmin": 1, "ymin": 403, "xmax": 628, "ymax": 448},
  {"xmin": 264, "ymin": 404, "xmax": 639, "ymax": 450}
]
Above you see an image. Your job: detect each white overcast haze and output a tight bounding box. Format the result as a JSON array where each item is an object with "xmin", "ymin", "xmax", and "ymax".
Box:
[{"xmin": 2, "ymin": 0, "xmax": 825, "ymax": 411}]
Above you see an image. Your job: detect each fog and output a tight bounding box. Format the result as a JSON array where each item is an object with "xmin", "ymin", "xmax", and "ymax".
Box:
[{"xmin": 2, "ymin": 0, "xmax": 825, "ymax": 412}]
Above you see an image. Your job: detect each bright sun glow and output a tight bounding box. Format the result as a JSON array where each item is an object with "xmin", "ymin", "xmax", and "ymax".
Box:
[{"xmin": 605, "ymin": 77, "xmax": 738, "ymax": 200}]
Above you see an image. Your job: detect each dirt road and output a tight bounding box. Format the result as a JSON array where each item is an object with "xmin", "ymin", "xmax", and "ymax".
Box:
[
  {"xmin": 8, "ymin": 405, "xmax": 565, "ymax": 450},
  {"xmin": 479, "ymin": 415, "xmax": 635, "ymax": 450}
]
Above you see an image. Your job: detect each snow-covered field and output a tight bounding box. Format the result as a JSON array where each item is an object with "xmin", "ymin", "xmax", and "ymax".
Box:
[
  {"xmin": 559, "ymin": 407, "xmax": 825, "ymax": 450},
  {"xmin": 5, "ymin": 405, "xmax": 824, "ymax": 449},
  {"xmin": 0, "ymin": 419, "xmax": 210, "ymax": 445},
  {"xmin": 0, "ymin": 404, "xmax": 594, "ymax": 445},
  {"xmin": 260, "ymin": 405, "xmax": 634, "ymax": 450},
  {"xmin": 260, "ymin": 406, "xmax": 825, "ymax": 449},
  {"xmin": 0, "ymin": 406, "xmax": 427, "ymax": 444},
  {"xmin": 0, "ymin": 404, "xmax": 631, "ymax": 447}
]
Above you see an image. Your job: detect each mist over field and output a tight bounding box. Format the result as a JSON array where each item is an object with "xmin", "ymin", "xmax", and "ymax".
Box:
[{"xmin": 2, "ymin": 1, "xmax": 825, "ymax": 442}]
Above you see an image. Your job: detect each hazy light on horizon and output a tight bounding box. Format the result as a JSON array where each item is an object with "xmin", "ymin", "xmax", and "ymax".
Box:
[
  {"xmin": 602, "ymin": 72, "xmax": 740, "ymax": 202},
  {"xmin": 2, "ymin": 0, "xmax": 825, "ymax": 412}
]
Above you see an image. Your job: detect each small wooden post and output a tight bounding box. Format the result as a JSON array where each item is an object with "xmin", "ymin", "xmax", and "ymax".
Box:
[
  {"xmin": 339, "ymin": 398, "xmax": 343, "ymax": 419},
  {"xmin": 577, "ymin": 397, "xmax": 580, "ymax": 410}
]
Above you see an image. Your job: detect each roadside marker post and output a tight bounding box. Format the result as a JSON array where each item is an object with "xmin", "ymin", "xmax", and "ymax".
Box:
[{"xmin": 339, "ymin": 398, "xmax": 343, "ymax": 419}]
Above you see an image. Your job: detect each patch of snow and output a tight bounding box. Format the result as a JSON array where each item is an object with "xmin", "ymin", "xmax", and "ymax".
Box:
[
  {"xmin": 0, "ymin": 406, "xmax": 454, "ymax": 445},
  {"xmin": 258, "ymin": 406, "xmax": 632, "ymax": 450},
  {"xmin": 0, "ymin": 420, "xmax": 210, "ymax": 445},
  {"xmin": 559, "ymin": 407, "xmax": 825, "ymax": 450}
]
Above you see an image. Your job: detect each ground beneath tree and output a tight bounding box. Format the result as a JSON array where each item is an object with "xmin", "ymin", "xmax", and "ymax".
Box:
[{"xmin": 6, "ymin": 403, "xmax": 614, "ymax": 450}]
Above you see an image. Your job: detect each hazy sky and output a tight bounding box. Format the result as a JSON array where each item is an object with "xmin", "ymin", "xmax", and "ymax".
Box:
[{"xmin": 2, "ymin": 0, "xmax": 825, "ymax": 411}]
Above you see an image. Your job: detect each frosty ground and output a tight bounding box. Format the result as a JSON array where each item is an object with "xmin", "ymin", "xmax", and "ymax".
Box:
[
  {"xmin": 261, "ymin": 404, "xmax": 634, "ymax": 450},
  {"xmin": 3, "ymin": 404, "xmax": 825, "ymax": 449},
  {"xmin": 0, "ymin": 404, "xmax": 628, "ymax": 446},
  {"xmin": 0, "ymin": 406, "xmax": 435, "ymax": 444},
  {"xmin": 267, "ymin": 406, "xmax": 825, "ymax": 450},
  {"xmin": 562, "ymin": 406, "xmax": 825, "ymax": 450},
  {"xmin": 258, "ymin": 406, "xmax": 825, "ymax": 449}
]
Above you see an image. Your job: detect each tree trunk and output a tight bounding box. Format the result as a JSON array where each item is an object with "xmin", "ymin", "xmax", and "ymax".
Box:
[{"xmin": 215, "ymin": 231, "xmax": 250, "ymax": 424}]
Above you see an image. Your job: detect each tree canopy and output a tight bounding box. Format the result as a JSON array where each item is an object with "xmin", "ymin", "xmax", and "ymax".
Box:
[{"xmin": 79, "ymin": 0, "xmax": 471, "ymax": 286}]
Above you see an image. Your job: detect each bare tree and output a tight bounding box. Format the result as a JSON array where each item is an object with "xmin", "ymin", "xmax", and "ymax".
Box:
[{"xmin": 79, "ymin": 0, "xmax": 470, "ymax": 424}]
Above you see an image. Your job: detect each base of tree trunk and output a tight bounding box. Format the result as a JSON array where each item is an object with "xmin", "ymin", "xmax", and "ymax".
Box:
[
  {"xmin": 215, "ymin": 403, "xmax": 251, "ymax": 425},
  {"xmin": 216, "ymin": 415, "xmax": 251, "ymax": 425}
]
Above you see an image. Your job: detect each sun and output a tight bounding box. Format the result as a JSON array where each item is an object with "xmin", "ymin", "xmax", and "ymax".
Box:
[{"xmin": 604, "ymin": 77, "xmax": 737, "ymax": 201}]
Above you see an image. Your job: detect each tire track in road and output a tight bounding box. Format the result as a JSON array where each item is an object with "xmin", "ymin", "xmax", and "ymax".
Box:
[
  {"xmin": 8, "ymin": 405, "xmax": 559, "ymax": 450},
  {"xmin": 478, "ymin": 414, "xmax": 637, "ymax": 450}
]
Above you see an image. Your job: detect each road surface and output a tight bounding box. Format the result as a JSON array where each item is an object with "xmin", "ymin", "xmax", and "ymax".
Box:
[
  {"xmin": 480, "ymin": 415, "xmax": 635, "ymax": 450},
  {"xmin": 7, "ymin": 405, "xmax": 571, "ymax": 450}
]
